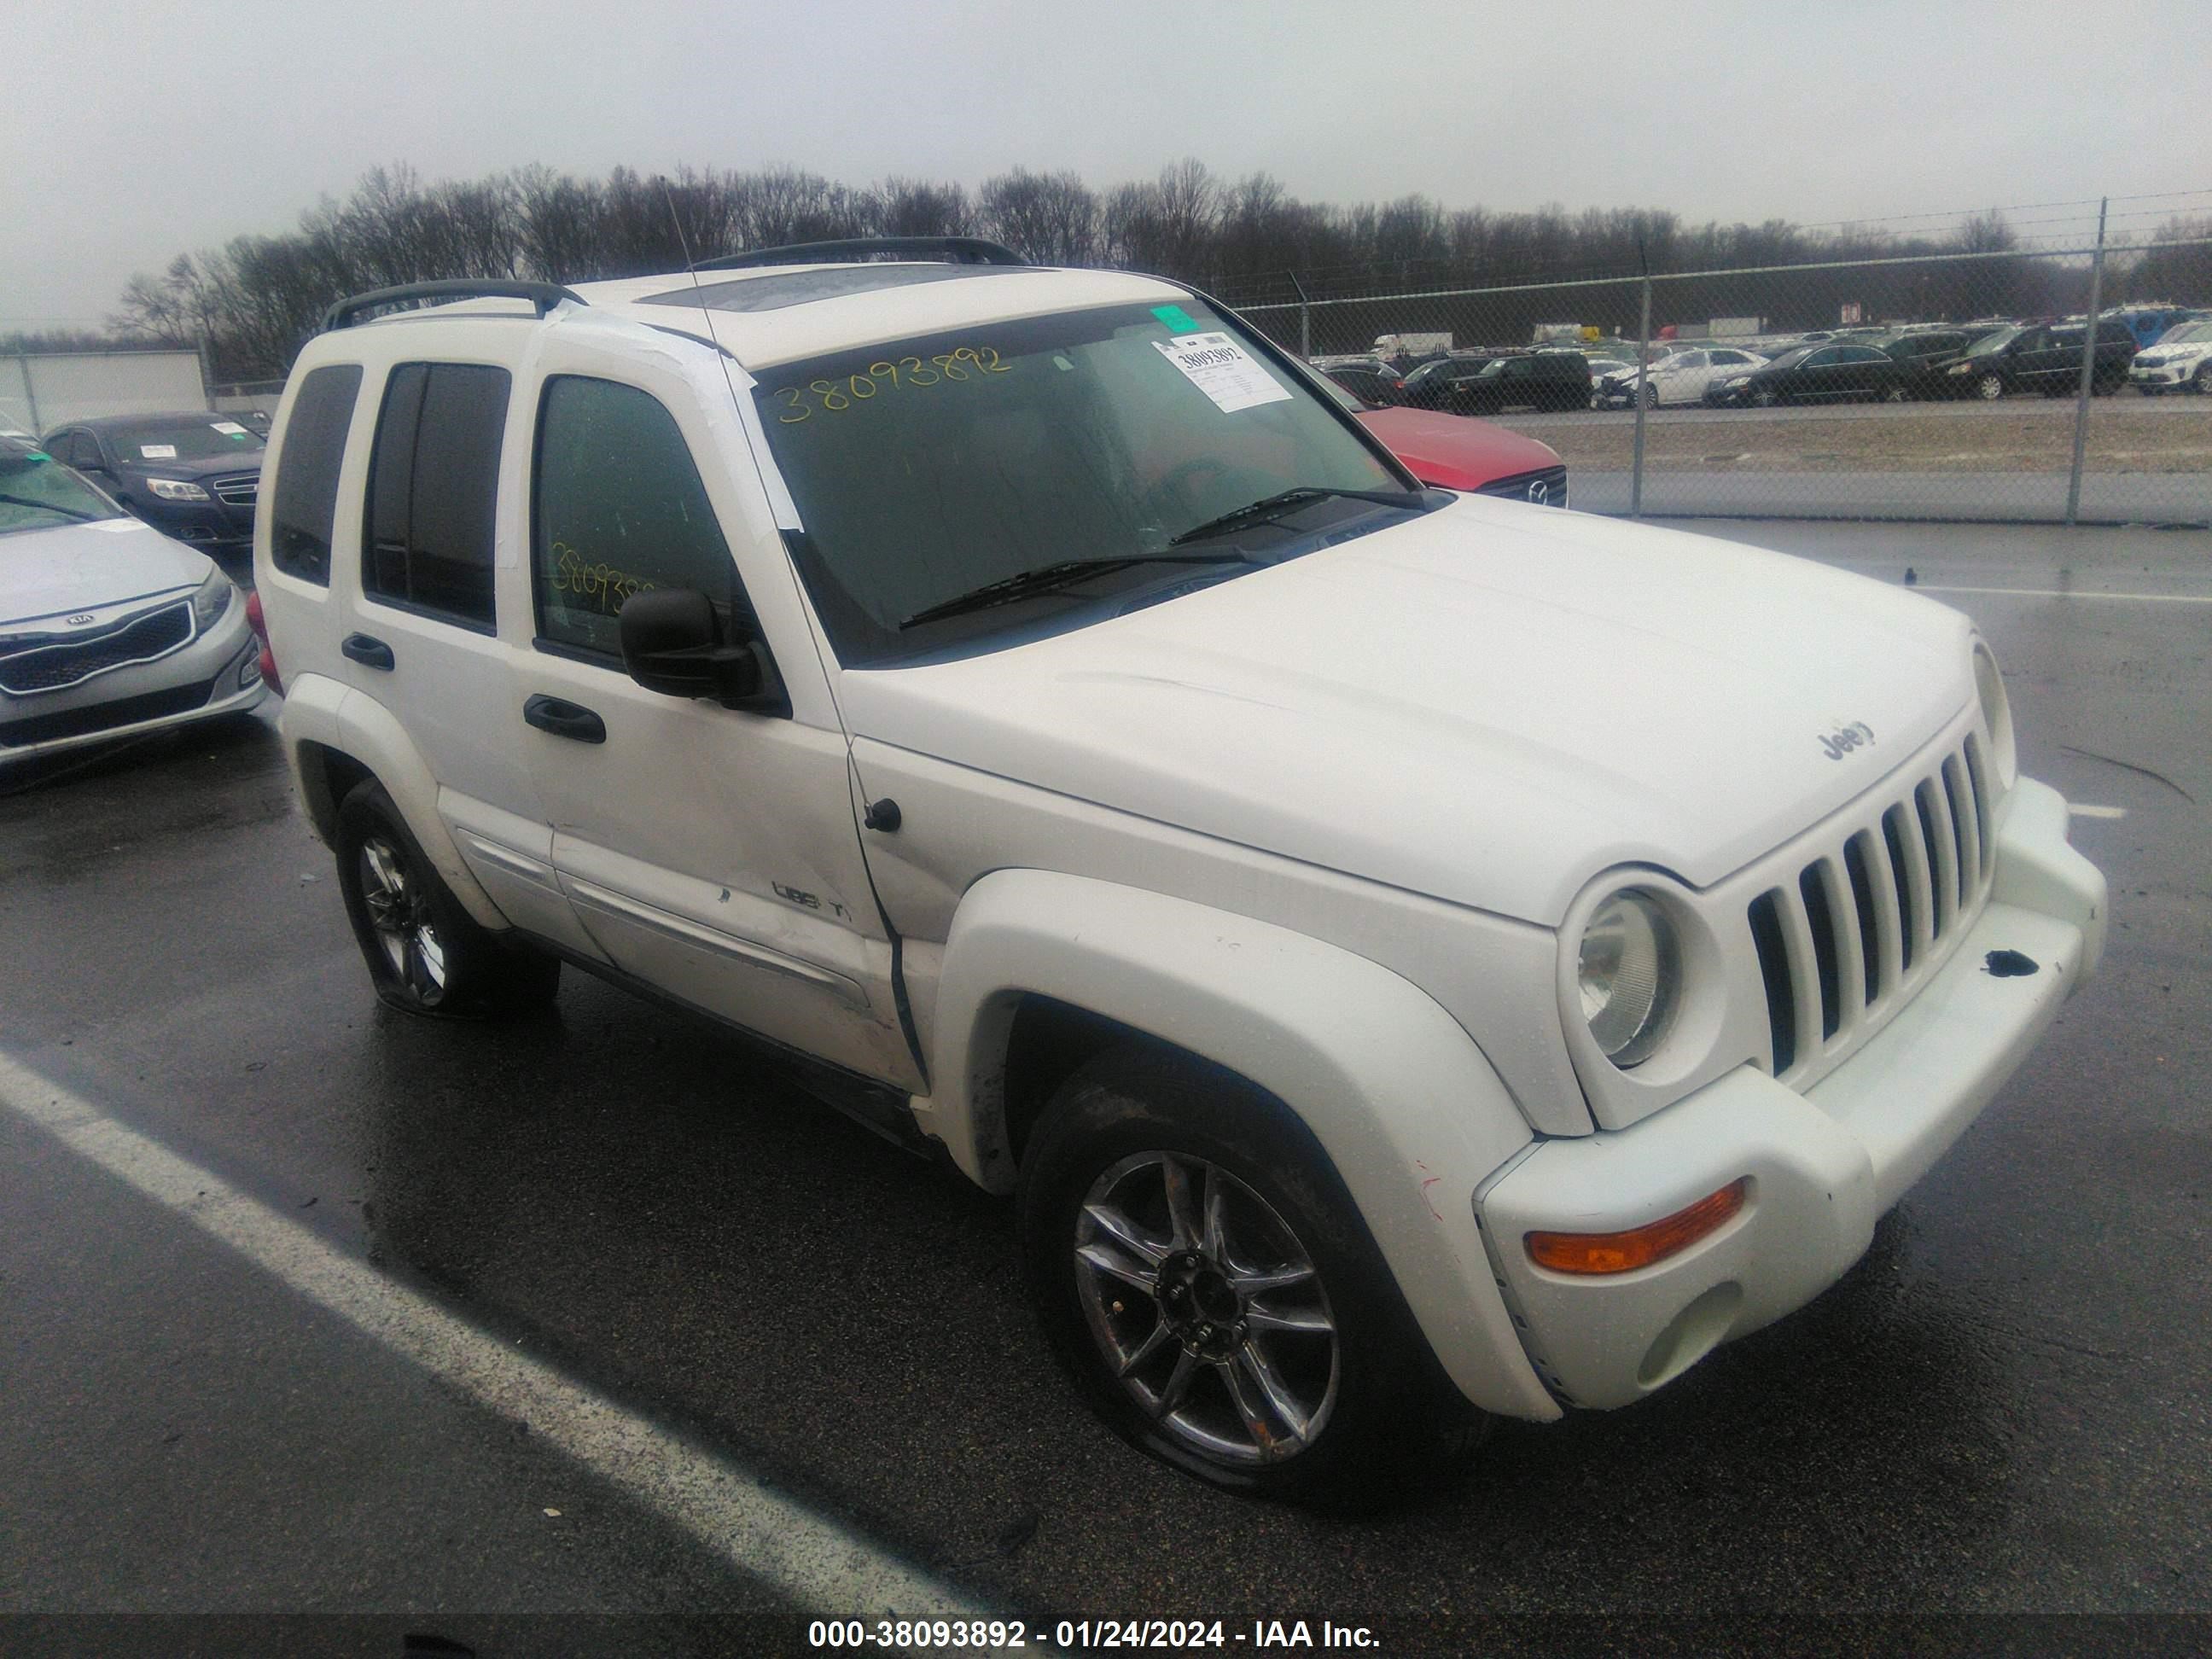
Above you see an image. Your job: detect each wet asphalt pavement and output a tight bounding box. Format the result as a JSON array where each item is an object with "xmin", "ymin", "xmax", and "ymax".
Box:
[{"xmin": 2, "ymin": 521, "xmax": 2208, "ymax": 1652}]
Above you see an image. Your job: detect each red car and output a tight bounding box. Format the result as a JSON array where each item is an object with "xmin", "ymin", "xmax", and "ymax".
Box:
[{"xmin": 1318, "ymin": 377, "xmax": 1569, "ymax": 507}]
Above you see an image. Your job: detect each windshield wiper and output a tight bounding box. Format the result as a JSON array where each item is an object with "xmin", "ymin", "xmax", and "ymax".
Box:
[
  {"xmin": 899, "ymin": 552, "xmax": 1255, "ymax": 629},
  {"xmin": 0, "ymin": 493, "xmax": 99, "ymax": 522},
  {"xmin": 1167, "ymin": 485, "xmax": 1429, "ymax": 548}
]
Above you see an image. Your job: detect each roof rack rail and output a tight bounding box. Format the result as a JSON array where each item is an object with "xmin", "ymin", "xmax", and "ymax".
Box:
[
  {"xmin": 322, "ymin": 280, "xmax": 587, "ymax": 333},
  {"xmin": 691, "ymin": 236, "xmax": 1027, "ymax": 273}
]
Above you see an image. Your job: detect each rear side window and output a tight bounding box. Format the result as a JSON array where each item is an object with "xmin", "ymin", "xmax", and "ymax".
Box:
[
  {"xmin": 531, "ymin": 375, "xmax": 739, "ymax": 659},
  {"xmin": 363, "ymin": 362, "xmax": 509, "ymax": 631},
  {"xmin": 268, "ymin": 364, "xmax": 362, "ymax": 585}
]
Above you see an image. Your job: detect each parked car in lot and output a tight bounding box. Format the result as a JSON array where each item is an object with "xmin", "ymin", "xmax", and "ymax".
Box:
[
  {"xmin": 1458, "ymin": 350, "xmax": 1592, "ymax": 413},
  {"xmin": 258, "ymin": 253, "xmax": 2104, "ymax": 1506},
  {"xmin": 1703, "ymin": 342, "xmax": 1907, "ymax": 406},
  {"xmin": 38, "ymin": 411, "xmax": 265, "ymax": 560},
  {"xmin": 1869, "ymin": 329, "xmax": 1979, "ymax": 399},
  {"xmin": 2127, "ymin": 319, "xmax": 2212, "ymax": 395},
  {"xmin": 1313, "ymin": 376, "xmax": 1569, "ymax": 504},
  {"xmin": 0, "ymin": 434, "xmax": 263, "ymax": 766},
  {"xmin": 1939, "ymin": 320, "xmax": 2136, "ymax": 399},
  {"xmin": 1392, "ymin": 352, "xmax": 1496, "ymax": 410},
  {"xmin": 1626, "ymin": 346, "xmax": 1770, "ymax": 408},
  {"xmin": 1313, "ymin": 356, "xmax": 1403, "ymax": 406}
]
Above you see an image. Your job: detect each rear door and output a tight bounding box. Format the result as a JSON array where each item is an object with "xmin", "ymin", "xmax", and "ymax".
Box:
[
  {"xmin": 340, "ymin": 355, "xmax": 602, "ymax": 957},
  {"xmin": 509, "ymin": 346, "xmax": 919, "ymax": 1090}
]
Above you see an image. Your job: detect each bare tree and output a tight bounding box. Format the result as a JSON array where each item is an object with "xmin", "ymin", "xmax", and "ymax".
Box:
[{"xmin": 979, "ymin": 168, "xmax": 1099, "ymax": 265}]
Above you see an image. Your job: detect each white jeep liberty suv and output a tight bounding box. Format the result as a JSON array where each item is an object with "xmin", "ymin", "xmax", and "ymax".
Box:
[{"xmin": 254, "ymin": 240, "xmax": 2107, "ymax": 1505}]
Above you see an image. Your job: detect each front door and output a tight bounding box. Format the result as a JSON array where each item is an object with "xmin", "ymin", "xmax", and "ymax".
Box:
[{"xmin": 508, "ymin": 362, "xmax": 920, "ymax": 1091}]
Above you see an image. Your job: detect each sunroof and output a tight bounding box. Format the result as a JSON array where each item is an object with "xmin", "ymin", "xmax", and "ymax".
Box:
[{"xmin": 635, "ymin": 263, "xmax": 1026, "ymax": 315}]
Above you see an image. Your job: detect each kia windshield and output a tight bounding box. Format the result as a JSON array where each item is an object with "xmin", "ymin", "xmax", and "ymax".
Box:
[
  {"xmin": 756, "ymin": 300, "xmax": 1423, "ymax": 665},
  {"xmin": 0, "ymin": 445, "xmax": 127, "ymax": 534}
]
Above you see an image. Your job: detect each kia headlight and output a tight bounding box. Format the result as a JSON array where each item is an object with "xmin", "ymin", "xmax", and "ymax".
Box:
[
  {"xmin": 146, "ymin": 477, "xmax": 210, "ymax": 501},
  {"xmin": 192, "ymin": 568, "xmax": 236, "ymax": 630},
  {"xmin": 1577, "ymin": 889, "xmax": 1681, "ymax": 1068},
  {"xmin": 1972, "ymin": 641, "xmax": 2017, "ymax": 789}
]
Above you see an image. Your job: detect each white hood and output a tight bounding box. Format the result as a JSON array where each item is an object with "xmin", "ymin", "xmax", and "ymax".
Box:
[
  {"xmin": 0, "ymin": 518, "xmax": 210, "ymax": 627},
  {"xmin": 840, "ymin": 498, "xmax": 1976, "ymax": 925}
]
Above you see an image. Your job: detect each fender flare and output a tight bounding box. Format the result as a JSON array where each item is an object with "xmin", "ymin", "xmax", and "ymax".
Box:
[
  {"xmin": 923, "ymin": 868, "xmax": 1558, "ymax": 1420},
  {"xmin": 320, "ymin": 683, "xmax": 507, "ymax": 929}
]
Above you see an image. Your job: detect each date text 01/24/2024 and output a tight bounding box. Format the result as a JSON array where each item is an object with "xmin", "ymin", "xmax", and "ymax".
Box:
[{"xmin": 806, "ymin": 1618, "xmax": 1380, "ymax": 1650}]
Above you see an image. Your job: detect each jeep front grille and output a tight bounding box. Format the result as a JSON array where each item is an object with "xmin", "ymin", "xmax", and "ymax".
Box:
[
  {"xmin": 1747, "ymin": 735, "xmax": 1994, "ymax": 1083},
  {"xmin": 0, "ymin": 601, "xmax": 195, "ymax": 695}
]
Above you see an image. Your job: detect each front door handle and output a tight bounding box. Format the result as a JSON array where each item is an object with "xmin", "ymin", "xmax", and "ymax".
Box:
[
  {"xmin": 523, "ymin": 694, "xmax": 606, "ymax": 744},
  {"xmin": 341, "ymin": 632, "xmax": 394, "ymax": 671}
]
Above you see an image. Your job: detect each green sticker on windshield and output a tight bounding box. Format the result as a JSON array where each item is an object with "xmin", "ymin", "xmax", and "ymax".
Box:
[
  {"xmin": 26, "ymin": 451, "xmax": 49, "ymax": 461},
  {"xmin": 1151, "ymin": 305, "xmax": 1201, "ymax": 335}
]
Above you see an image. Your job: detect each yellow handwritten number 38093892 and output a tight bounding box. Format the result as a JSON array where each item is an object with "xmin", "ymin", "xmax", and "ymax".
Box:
[{"xmin": 774, "ymin": 346, "xmax": 1011, "ymax": 422}]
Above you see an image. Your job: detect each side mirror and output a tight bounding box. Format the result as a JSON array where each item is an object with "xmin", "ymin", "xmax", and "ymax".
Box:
[{"xmin": 617, "ymin": 587, "xmax": 778, "ymax": 711}]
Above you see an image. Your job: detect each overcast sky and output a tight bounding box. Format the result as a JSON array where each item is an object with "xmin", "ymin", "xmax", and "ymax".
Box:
[{"xmin": 9, "ymin": 0, "xmax": 2208, "ymax": 330}]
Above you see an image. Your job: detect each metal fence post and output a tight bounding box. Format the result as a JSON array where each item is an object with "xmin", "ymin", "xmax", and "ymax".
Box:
[
  {"xmin": 1288, "ymin": 271, "xmax": 1312, "ymax": 360},
  {"xmin": 2064, "ymin": 197, "xmax": 2108, "ymax": 527},
  {"xmin": 1630, "ymin": 254, "xmax": 1653, "ymax": 519}
]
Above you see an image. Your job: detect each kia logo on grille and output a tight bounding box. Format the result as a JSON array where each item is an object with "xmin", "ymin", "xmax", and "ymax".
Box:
[
  {"xmin": 66, "ymin": 613, "xmax": 96, "ymax": 626},
  {"xmin": 1525, "ymin": 480, "xmax": 1550, "ymax": 506}
]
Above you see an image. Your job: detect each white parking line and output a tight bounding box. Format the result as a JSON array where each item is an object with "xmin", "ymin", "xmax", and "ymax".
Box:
[
  {"xmin": 2068, "ymin": 804, "xmax": 2129, "ymax": 819},
  {"xmin": 0, "ymin": 1051, "xmax": 1015, "ymax": 1640},
  {"xmin": 1915, "ymin": 584, "xmax": 2212, "ymax": 605}
]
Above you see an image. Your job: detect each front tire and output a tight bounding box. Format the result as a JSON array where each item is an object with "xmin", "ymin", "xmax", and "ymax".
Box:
[
  {"xmin": 2194, "ymin": 364, "xmax": 2212, "ymax": 396},
  {"xmin": 1975, "ymin": 372, "xmax": 2005, "ymax": 400},
  {"xmin": 1018, "ymin": 1045, "xmax": 1485, "ymax": 1508},
  {"xmin": 335, "ymin": 778, "xmax": 561, "ymax": 1018}
]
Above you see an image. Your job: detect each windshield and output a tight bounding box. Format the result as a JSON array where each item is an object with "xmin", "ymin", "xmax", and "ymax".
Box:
[
  {"xmin": 2156, "ymin": 321, "xmax": 2212, "ymax": 346},
  {"xmin": 0, "ymin": 446, "xmax": 127, "ymax": 534},
  {"xmin": 1963, "ymin": 327, "xmax": 2020, "ymax": 357},
  {"xmin": 757, "ymin": 300, "xmax": 1410, "ymax": 664},
  {"xmin": 1761, "ymin": 346, "xmax": 1814, "ymax": 370},
  {"xmin": 107, "ymin": 417, "xmax": 265, "ymax": 463}
]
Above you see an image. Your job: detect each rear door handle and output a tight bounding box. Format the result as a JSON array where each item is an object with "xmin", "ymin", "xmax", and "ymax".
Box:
[
  {"xmin": 523, "ymin": 694, "xmax": 606, "ymax": 744},
  {"xmin": 341, "ymin": 633, "xmax": 394, "ymax": 671}
]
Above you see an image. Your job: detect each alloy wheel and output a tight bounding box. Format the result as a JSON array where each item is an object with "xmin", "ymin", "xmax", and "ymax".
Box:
[
  {"xmin": 1073, "ymin": 1150, "xmax": 1339, "ymax": 1465},
  {"xmin": 358, "ymin": 835, "xmax": 449, "ymax": 1004}
]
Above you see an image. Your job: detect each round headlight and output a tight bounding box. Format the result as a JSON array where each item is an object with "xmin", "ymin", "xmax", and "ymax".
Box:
[
  {"xmin": 1972, "ymin": 642, "xmax": 2017, "ymax": 789},
  {"xmin": 1577, "ymin": 889, "xmax": 1681, "ymax": 1068}
]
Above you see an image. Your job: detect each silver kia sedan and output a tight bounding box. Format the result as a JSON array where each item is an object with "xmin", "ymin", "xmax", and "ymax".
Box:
[{"xmin": 1, "ymin": 434, "xmax": 265, "ymax": 768}]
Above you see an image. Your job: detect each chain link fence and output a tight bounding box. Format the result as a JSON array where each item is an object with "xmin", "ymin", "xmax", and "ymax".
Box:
[{"xmin": 1230, "ymin": 233, "xmax": 2212, "ymax": 527}]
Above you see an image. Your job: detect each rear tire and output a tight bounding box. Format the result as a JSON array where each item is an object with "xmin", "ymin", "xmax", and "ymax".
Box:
[
  {"xmin": 335, "ymin": 778, "xmax": 562, "ymax": 1019},
  {"xmin": 1018, "ymin": 1044, "xmax": 1487, "ymax": 1510}
]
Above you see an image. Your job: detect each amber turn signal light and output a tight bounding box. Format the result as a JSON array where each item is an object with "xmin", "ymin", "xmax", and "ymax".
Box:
[{"xmin": 1525, "ymin": 1178, "xmax": 1749, "ymax": 1276}]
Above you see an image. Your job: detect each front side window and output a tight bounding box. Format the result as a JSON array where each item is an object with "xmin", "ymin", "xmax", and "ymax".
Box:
[
  {"xmin": 362, "ymin": 362, "xmax": 509, "ymax": 631},
  {"xmin": 532, "ymin": 375, "xmax": 741, "ymax": 658},
  {"xmin": 269, "ymin": 364, "xmax": 362, "ymax": 585},
  {"xmin": 754, "ymin": 300, "xmax": 1412, "ymax": 665}
]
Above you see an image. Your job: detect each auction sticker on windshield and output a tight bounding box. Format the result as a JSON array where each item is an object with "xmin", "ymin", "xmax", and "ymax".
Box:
[{"xmin": 1153, "ymin": 332, "xmax": 1291, "ymax": 414}]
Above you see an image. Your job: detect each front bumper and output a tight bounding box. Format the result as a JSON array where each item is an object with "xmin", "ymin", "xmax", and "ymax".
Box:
[
  {"xmin": 1474, "ymin": 775, "xmax": 2104, "ymax": 1411},
  {"xmin": 0, "ymin": 602, "xmax": 265, "ymax": 765}
]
